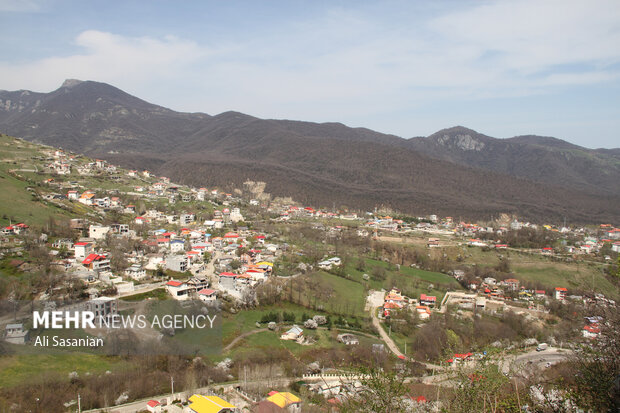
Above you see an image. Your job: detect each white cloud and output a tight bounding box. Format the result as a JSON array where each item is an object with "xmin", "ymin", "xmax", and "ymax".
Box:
[{"xmin": 0, "ymin": 30, "xmax": 208, "ymax": 94}]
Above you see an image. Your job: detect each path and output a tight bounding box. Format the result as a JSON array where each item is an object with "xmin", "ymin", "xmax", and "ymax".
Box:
[
  {"xmin": 370, "ymin": 306, "xmax": 404, "ymax": 358},
  {"xmin": 223, "ymin": 328, "xmax": 267, "ymax": 352}
]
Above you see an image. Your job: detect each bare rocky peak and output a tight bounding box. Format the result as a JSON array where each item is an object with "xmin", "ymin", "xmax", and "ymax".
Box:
[
  {"xmin": 436, "ymin": 133, "xmax": 485, "ymax": 151},
  {"xmin": 61, "ymin": 79, "xmax": 84, "ymax": 88}
]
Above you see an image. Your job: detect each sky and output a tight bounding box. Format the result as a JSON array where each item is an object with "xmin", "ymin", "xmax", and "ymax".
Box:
[{"xmin": 1, "ymin": 0, "xmax": 619, "ymax": 148}]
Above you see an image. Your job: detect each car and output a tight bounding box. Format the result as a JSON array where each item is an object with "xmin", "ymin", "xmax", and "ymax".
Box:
[{"xmin": 545, "ymin": 362, "xmax": 551, "ymax": 368}]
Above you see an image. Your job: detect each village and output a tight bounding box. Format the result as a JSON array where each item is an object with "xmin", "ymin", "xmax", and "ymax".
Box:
[{"xmin": 0, "ymin": 135, "xmax": 618, "ymax": 412}]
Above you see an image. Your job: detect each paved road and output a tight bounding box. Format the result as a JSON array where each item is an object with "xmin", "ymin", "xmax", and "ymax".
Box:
[{"xmin": 502, "ymin": 347, "xmax": 571, "ymax": 374}]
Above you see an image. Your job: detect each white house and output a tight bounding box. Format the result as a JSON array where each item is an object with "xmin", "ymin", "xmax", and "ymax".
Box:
[
  {"xmin": 280, "ymin": 325, "xmax": 303, "ymax": 341},
  {"xmin": 125, "ymin": 264, "xmax": 146, "ymax": 280},
  {"xmin": 166, "ymin": 280, "xmax": 192, "ymax": 300},
  {"xmin": 170, "ymin": 239, "xmax": 185, "ymax": 253},
  {"xmin": 89, "ymin": 225, "xmax": 111, "ymax": 240},
  {"xmin": 74, "ymin": 242, "xmax": 93, "ymax": 260}
]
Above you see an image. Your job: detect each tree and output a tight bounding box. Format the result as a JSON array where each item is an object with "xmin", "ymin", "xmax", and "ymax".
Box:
[
  {"xmin": 338, "ymin": 367, "xmax": 411, "ymax": 413},
  {"xmin": 569, "ymin": 307, "xmax": 620, "ymax": 412}
]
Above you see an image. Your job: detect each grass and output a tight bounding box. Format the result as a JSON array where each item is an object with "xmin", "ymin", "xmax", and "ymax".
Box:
[
  {"xmin": 0, "ymin": 352, "xmax": 127, "ymax": 388},
  {"xmin": 0, "ymin": 168, "xmax": 75, "ymax": 227},
  {"xmin": 427, "ymin": 241, "xmax": 618, "ymax": 299},
  {"xmin": 342, "ymin": 257, "xmax": 462, "ymax": 303},
  {"xmin": 120, "ymin": 288, "xmax": 169, "ymax": 301},
  {"xmin": 222, "ymin": 302, "xmax": 331, "ymax": 345},
  {"xmin": 303, "ymin": 271, "xmax": 366, "ymax": 315},
  {"xmin": 512, "ymin": 259, "xmax": 618, "ymax": 298},
  {"xmin": 225, "ymin": 325, "xmax": 382, "ymax": 360}
]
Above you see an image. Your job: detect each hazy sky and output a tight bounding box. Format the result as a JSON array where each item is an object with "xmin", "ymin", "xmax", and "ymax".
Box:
[{"xmin": 1, "ymin": 0, "xmax": 619, "ymax": 148}]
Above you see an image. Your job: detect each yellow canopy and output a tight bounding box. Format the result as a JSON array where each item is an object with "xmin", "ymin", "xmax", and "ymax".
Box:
[
  {"xmin": 188, "ymin": 394, "xmax": 236, "ymax": 413},
  {"xmin": 266, "ymin": 392, "xmax": 301, "ymax": 408}
]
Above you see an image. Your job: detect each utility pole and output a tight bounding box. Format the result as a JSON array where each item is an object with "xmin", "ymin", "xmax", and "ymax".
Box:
[
  {"xmin": 171, "ymin": 376, "xmax": 174, "ymax": 396},
  {"xmin": 77, "ymin": 394, "xmax": 81, "ymax": 413}
]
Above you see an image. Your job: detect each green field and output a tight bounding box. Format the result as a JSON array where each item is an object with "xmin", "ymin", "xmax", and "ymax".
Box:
[
  {"xmin": 512, "ymin": 260, "xmax": 618, "ymax": 298},
  {"xmin": 225, "ymin": 326, "xmax": 383, "ymax": 360},
  {"xmin": 0, "ymin": 353, "xmax": 127, "ymax": 388},
  {"xmin": 222, "ymin": 302, "xmax": 332, "ymax": 345},
  {"xmin": 0, "ymin": 167, "xmax": 75, "ymax": 227},
  {"xmin": 341, "ymin": 257, "xmax": 461, "ymax": 302}
]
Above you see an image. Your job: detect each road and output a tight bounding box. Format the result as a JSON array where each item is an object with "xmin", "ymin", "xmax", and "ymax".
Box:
[
  {"xmin": 501, "ymin": 346, "xmax": 571, "ymax": 374},
  {"xmin": 366, "ymin": 291, "xmax": 444, "ymax": 370}
]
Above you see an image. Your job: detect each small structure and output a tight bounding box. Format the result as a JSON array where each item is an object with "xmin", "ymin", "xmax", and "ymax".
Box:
[
  {"xmin": 337, "ymin": 333, "xmax": 359, "ymax": 345},
  {"xmin": 146, "ymin": 399, "xmax": 161, "ymax": 413},
  {"xmin": 261, "ymin": 391, "xmax": 302, "ymax": 412},
  {"xmin": 188, "ymin": 394, "xmax": 238, "ymax": 413},
  {"xmin": 198, "ymin": 288, "xmax": 217, "ymax": 303},
  {"xmin": 280, "ymin": 325, "xmax": 303, "ymax": 341},
  {"xmin": 4, "ymin": 323, "xmax": 29, "ymax": 344}
]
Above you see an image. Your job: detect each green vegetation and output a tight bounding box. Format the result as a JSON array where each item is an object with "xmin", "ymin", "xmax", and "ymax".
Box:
[
  {"xmin": 119, "ymin": 288, "xmax": 169, "ymax": 301},
  {"xmin": 0, "ymin": 353, "xmax": 127, "ymax": 388}
]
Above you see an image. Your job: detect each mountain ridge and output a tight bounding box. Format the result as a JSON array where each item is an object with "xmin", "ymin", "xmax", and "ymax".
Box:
[{"xmin": 0, "ymin": 79, "xmax": 618, "ymax": 224}]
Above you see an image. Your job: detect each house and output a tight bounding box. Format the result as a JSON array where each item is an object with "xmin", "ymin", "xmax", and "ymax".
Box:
[
  {"xmin": 4, "ymin": 323, "xmax": 29, "ymax": 344},
  {"xmin": 170, "ymin": 239, "xmax": 185, "ymax": 253},
  {"xmin": 582, "ymin": 324, "xmax": 601, "ymax": 339},
  {"xmin": 135, "ymin": 216, "xmax": 147, "ymax": 225},
  {"xmin": 125, "ymin": 264, "xmax": 146, "ymax": 280},
  {"xmin": 280, "ymin": 325, "xmax": 303, "ymax": 341},
  {"xmin": 52, "ymin": 238, "xmax": 74, "ymax": 250},
  {"xmin": 188, "ymin": 394, "xmax": 238, "ymax": 413},
  {"xmin": 416, "ymin": 305, "xmax": 431, "ymax": 320},
  {"xmin": 78, "ymin": 192, "xmax": 95, "ymax": 205},
  {"xmin": 82, "ymin": 254, "xmax": 110, "ymax": 271},
  {"xmin": 263, "ymin": 391, "xmax": 302, "ymax": 412},
  {"xmin": 110, "ymin": 224, "xmax": 130, "ymax": 234},
  {"xmin": 166, "ymin": 256, "xmax": 188, "ymax": 273},
  {"xmin": 318, "ymin": 257, "xmax": 341, "ymax": 270},
  {"xmin": 447, "ymin": 352, "xmax": 473, "ymax": 365},
  {"xmin": 384, "ymin": 292, "xmax": 406, "ymax": 308},
  {"xmin": 198, "ymin": 288, "xmax": 217, "ymax": 303},
  {"xmin": 420, "ymin": 294, "xmax": 437, "ymax": 307},
  {"xmin": 186, "ymin": 276, "xmax": 209, "ymax": 291},
  {"xmin": 166, "ymin": 280, "xmax": 192, "ymax": 300},
  {"xmin": 219, "ymin": 272, "xmax": 238, "ymax": 290},
  {"xmin": 85, "ymin": 297, "xmax": 118, "ymax": 322},
  {"xmin": 502, "ymin": 278, "xmax": 520, "ymax": 291},
  {"xmin": 89, "ymin": 225, "xmax": 111, "ymax": 240},
  {"xmin": 555, "ymin": 287, "xmax": 567, "ymax": 301},
  {"xmin": 180, "ymin": 213, "xmax": 195, "ymax": 225},
  {"xmin": 67, "ymin": 190, "xmax": 79, "ymax": 200},
  {"xmin": 146, "ymin": 399, "xmax": 161, "ymax": 413},
  {"xmin": 535, "ymin": 290, "xmax": 546, "ymax": 299}
]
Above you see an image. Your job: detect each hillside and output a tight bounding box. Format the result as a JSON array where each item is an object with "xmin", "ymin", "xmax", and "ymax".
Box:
[
  {"xmin": 1, "ymin": 81, "xmax": 619, "ymax": 224},
  {"xmin": 406, "ymin": 127, "xmax": 620, "ymax": 196}
]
